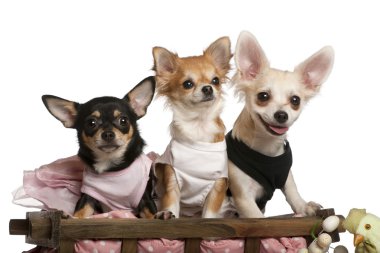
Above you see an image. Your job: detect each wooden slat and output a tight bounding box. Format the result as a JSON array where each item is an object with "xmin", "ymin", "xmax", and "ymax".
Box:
[
  {"xmin": 245, "ymin": 237, "xmax": 260, "ymax": 252},
  {"xmin": 25, "ymin": 211, "xmax": 62, "ymax": 248},
  {"xmin": 121, "ymin": 238, "xmax": 137, "ymax": 253},
  {"xmin": 9, "ymin": 219, "xmax": 28, "ymax": 235},
  {"xmin": 56, "ymin": 216, "xmax": 345, "ymax": 240},
  {"xmin": 29, "ymin": 214, "xmax": 52, "ymax": 239},
  {"xmin": 58, "ymin": 239, "xmax": 75, "ymax": 253},
  {"xmin": 185, "ymin": 238, "xmax": 201, "ymax": 253}
]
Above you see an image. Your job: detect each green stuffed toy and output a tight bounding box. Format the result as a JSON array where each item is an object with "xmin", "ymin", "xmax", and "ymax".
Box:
[{"xmin": 343, "ymin": 208, "xmax": 380, "ymax": 253}]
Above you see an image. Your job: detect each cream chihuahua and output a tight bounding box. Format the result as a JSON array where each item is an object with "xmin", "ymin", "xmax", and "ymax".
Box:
[
  {"xmin": 226, "ymin": 31, "xmax": 334, "ymax": 218},
  {"xmin": 152, "ymin": 37, "xmax": 232, "ymax": 219}
]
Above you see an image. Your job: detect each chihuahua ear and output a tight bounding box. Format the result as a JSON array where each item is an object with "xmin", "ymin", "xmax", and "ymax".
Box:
[
  {"xmin": 235, "ymin": 31, "xmax": 269, "ymax": 80},
  {"xmin": 125, "ymin": 76, "xmax": 155, "ymax": 119},
  {"xmin": 295, "ymin": 46, "xmax": 334, "ymax": 92},
  {"xmin": 42, "ymin": 95, "xmax": 79, "ymax": 128},
  {"xmin": 153, "ymin": 47, "xmax": 177, "ymax": 75},
  {"xmin": 204, "ymin": 36, "xmax": 232, "ymax": 73}
]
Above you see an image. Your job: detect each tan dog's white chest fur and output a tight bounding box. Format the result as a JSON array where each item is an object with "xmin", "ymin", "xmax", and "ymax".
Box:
[
  {"xmin": 170, "ymin": 98, "xmax": 224, "ymax": 143},
  {"xmin": 228, "ymin": 31, "xmax": 334, "ymax": 218}
]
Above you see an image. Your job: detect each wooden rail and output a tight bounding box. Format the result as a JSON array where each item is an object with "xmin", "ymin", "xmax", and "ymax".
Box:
[{"xmin": 9, "ymin": 209, "xmax": 345, "ymax": 253}]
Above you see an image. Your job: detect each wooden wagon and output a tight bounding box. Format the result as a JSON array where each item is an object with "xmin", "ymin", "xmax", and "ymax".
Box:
[{"xmin": 9, "ymin": 208, "xmax": 345, "ymax": 253}]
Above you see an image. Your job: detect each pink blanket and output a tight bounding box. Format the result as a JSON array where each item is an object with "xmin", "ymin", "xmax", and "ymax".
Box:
[{"xmin": 15, "ymin": 155, "xmax": 307, "ymax": 253}]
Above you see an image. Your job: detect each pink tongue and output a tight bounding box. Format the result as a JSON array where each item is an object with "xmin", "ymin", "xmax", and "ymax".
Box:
[{"xmin": 269, "ymin": 125, "xmax": 289, "ymax": 135}]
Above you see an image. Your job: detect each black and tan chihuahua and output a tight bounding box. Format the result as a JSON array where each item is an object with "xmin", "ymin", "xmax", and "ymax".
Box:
[{"xmin": 42, "ymin": 76, "xmax": 157, "ymax": 218}]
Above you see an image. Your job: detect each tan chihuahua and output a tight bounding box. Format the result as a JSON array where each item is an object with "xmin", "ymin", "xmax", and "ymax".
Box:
[
  {"xmin": 226, "ymin": 31, "xmax": 334, "ymax": 218},
  {"xmin": 152, "ymin": 37, "xmax": 232, "ymax": 219}
]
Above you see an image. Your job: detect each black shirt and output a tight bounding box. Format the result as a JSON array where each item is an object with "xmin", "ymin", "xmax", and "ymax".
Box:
[{"xmin": 225, "ymin": 131, "xmax": 292, "ymax": 210}]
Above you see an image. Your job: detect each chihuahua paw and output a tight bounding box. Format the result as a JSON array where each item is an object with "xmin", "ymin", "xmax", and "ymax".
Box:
[
  {"xmin": 303, "ymin": 201, "xmax": 323, "ymax": 216},
  {"xmin": 154, "ymin": 211, "xmax": 176, "ymax": 220}
]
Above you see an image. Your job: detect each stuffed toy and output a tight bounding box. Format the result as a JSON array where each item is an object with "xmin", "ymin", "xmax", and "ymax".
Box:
[{"xmin": 343, "ymin": 208, "xmax": 380, "ymax": 253}]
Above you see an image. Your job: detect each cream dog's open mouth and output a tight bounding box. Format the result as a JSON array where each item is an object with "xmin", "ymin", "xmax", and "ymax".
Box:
[{"xmin": 258, "ymin": 115, "xmax": 289, "ymax": 136}]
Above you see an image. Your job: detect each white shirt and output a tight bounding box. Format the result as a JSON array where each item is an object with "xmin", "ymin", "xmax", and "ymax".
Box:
[{"xmin": 155, "ymin": 139, "xmax": 228, "ymax": 217}]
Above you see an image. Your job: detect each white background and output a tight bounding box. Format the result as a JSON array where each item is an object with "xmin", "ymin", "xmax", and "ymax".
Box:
[{"xmin": 1, "ymin": 1, "xmax": 379, "ymax": 252}]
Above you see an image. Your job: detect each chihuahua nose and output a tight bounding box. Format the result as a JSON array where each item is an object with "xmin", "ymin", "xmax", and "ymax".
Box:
[
  {"xmin": 202, "ymin": 85, "xmax": 213, "ymax": 96},
  {"xmin": 101, "ymin": 131, "xmax": 115, "ymax": 141},
  {"xmin": 274, "ymin": 111, "xmax": 288, "ymax": 124}
]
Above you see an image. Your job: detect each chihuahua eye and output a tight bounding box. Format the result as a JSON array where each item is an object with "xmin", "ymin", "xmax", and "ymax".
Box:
[
  {"xmin": 87, "ymin": 118, "xmax": 98, "ymax": 129},
  {"xmin": 119, "ymin": 116, "xmax": 128, "ymax": 127},
  {"xmin": 183, "ymin": 80, "xmax": 194, "ymax": 89},
  {"xmin": 290, "ymin": 96, "xmax": 301, "ymax": 106},
  {"xmin": 211, "ymin": 77, "xmax": 220, "ymax": 85},
  {"xmin": 257, "ymin": 92, "xmax": 270, "ymax": 102}
]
